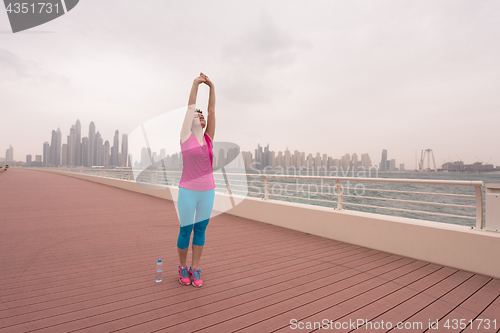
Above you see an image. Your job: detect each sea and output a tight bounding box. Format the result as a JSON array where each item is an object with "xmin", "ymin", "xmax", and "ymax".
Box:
[{"xmin": 219, "ymin": 171, "xmax": 500, "ymax": 228}]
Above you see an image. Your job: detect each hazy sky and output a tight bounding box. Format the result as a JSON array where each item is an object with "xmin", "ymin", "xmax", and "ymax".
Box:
[{"xmin": 1, "ymin": 0, "xmax": 499, "ymax": 168}]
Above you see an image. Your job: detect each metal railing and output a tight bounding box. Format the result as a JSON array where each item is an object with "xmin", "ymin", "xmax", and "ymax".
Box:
[{"xmin": 52, "ymin": 168, "xmax": 484, "ymax": 229}]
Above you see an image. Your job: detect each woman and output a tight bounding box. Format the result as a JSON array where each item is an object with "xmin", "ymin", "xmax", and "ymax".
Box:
[{"xmin": 177, "ymin": 73, "xmax": 216, "ymax": 287}]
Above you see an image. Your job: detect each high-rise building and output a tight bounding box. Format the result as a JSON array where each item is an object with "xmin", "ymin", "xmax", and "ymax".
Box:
[
  {"xmin": 217, "ymin": 148, "xmax": 225, "ymax": 169},
  {"xmin": 276, "ymin": 151, "xmax": 283, "ymax": 169},
  {"xmin": 306, "ymin": 153, "xmax": 314, "ymax": 169},
  {"xmin": 104, "ymin": 140, "xmax": 110, "ymax": 167},
  {"xmin": 380, "ymin": 149, "xmax": 387, "ymax": 171},
  {"xmin": 390, "ymin": 159, "xmax": 396, "ymax": 171},
  {"xmin": 96, "ymin": 132, "xmax": 103, "ymax": 166},
  {"xmin": 88, "ymin": 121, "xmax": 96, "ymax": 166},
  {"xmin": 75, "ymin": 119, "xmax": 82, "ymax": 166},
  {"xmin": 5, "ymin": 145, "xmax": 14, "ymax": 162},
  {"xmin": 82, "ymin": 137, "xmax": 89, "ymax": 167},
  {"xmin": 61, "ymin": 143, "xmax": 68, "ymax": 166},
  {"xmin": 26, "ymin": 154, "xmax": 32, "ymax": 165},
  {"xmin": 43, "ymin": 141, "xmax": 50, "ymax": 166},
  {"xmin": 315, "ymin": 152, "xmax": 321, "ymax": 170},
  {"xmin": 50, "ymin": 128, "xmax": 61, "ymax": 166},
  {"xmin": 284, "ymin": 148, "xmax": 291, "ymax": 169},
  {"xmin": 400, "ymin": 163, "xmax": 405, "ymax": 171},
  {"xmin": 341, "ymin": 153, "xmax": 350, "ymax": 170},
  {"xmin": 254, "ymin": 144, "xmax": 264, "ymax": 169},
  {"xmin": 121, "ymin": 134, "xmax": 128, "ymax": 167},
  {"xmin": 68, "ymin": 125, "xmax": 76, "ymax": 165},
  {"xmin": 112, "ymin": 130, "xmax": 119, "ymax": 166},
  {"xmin": 361, "ymin": 153, "xmax": 372, "ymax": 169},
  {"xmin": 263, "ymin": 144, "xmax": 270, "ymax": 169}
]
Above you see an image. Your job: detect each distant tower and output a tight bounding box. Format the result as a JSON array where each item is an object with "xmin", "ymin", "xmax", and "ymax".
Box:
[
  {"xmin": 69, "ymin": 125, "xmax": 76, "ymax": 166},
  {"xmin": 95, "ymin": 132, "xmax": 103, "ymax": 166},
  {"xmin": 50, "ymin": 128, "xmax": 61, "ymax": 166},
  {"xmin": 112, "ymin": 130, "xmax": 119, "ymax": 166},
  {"xmin": 43, "ymin": 141, "xmax": 50, "ymax": 165},
  {"xmin": 75, "ymin": 119, "xmax": 82, "ymax": 166},
  {"xmin": 5, "ymin": 145, "xmax": 14, "ymax": 162},
  {"xmin": 121, "ymin": 134, "xmax": 128, "ymax": 167},
  {"xmin": 380, "ymin": 149, "xmax": 387, "ymax": 171},
  {"xmin": 419, "ymin": 149, "xmax": 437, "ymax": 172},
  {"xmin": 88, "ymin": 122, "xmax": 96, "ymax": 166}
]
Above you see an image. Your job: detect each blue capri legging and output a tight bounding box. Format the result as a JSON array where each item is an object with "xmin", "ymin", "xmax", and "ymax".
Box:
[{"xmin": 177, "ymin": 187, "xmax": 215, "ymax": 249}]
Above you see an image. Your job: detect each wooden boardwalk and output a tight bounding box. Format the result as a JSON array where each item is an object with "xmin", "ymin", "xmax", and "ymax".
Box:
[{"xmin": 0, "ymin": 169, "xmax": 499, "ymax": 333}]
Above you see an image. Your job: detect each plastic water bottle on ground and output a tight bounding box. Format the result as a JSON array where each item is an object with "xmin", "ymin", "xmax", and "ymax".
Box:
[{"xmin": 156, "ymin": 259, "xmax": 163, "ymax": 282}]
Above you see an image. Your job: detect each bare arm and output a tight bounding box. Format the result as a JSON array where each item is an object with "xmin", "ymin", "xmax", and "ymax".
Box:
[
  {"xmin": 180, "ymin": 76, "xmax": 205, "ymax": 143},
  {"xmin": 203, "ymin": 76, "xmax": 216, "ymax": 141}
]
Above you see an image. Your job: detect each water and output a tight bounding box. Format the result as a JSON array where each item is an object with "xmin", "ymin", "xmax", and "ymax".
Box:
[
  {"xmin": 240, "ymin": 171, "xmax": 500, "ymax": 227},
  {"xmin": 156, "ymin": 260, "xmax": 163, "ymax": 283}
]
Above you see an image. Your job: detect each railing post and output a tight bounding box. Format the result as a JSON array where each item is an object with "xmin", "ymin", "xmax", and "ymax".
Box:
[
  {"xmin": 335, "ymin": 179, "xmax": 343, "ymax": 210},
  {"xmin": 222, "ymin": 168, "xmax": 232, "ymax": 195},
  {"xmin": 170, "ymin": 173, "xmax": 174, "ymax": 186},
  {"xmin": 263, "ymin": 176, "xmax": 269, "ymax": 200},
  {"xmin": 474, "ymin": 185, "xmax": 484, "ymax": 229},
  {"xmin": 151, "ymin": 172, "xmax": 157, "ymax": 185}
]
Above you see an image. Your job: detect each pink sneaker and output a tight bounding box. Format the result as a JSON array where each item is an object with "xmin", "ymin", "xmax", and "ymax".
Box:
[
  {"xmin": 178, "ymin": 265, "xmax": 191, "ymax": 285},
  {"xmin": 189, "ymin": 267, "xmax": 203, "ymax": 287}
]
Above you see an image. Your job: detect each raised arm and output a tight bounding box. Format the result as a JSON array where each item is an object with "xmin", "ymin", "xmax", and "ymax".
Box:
[
  {"xmin": 180, "ymin": 75, "xmax": 205, "ymax": 143},
  {"xmin": 202, "ymin": 74, "xmax": 216, "ymax": 141}
]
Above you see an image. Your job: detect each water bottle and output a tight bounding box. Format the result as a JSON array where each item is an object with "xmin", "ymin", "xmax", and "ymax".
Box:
[{"xmin": 156, "ymin": 259, "xmax": 163, "ymax": 282}]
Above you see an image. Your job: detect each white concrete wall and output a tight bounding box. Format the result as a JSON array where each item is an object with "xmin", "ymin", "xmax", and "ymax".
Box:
[{"xmin": 42, "ymin": 169, "xmax": 500, "ymax": 279}]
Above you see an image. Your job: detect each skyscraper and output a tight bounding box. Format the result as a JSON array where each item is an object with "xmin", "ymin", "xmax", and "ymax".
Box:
[
  {"xmin": 121, "ymin": 134, "xmax": 128, "ymax": 167},
  {"xmin": 284, "ymin": 147, "xmax": 291, "ymax": 169},
  {"xmin": 82, "ymin": 137, "xmax": 89, "ymax": 167},
  {"xmin": 255, "ymin": 144, "xmax": 263, "ymax": 169},
  {"xmin": 5, "ymin": 145, "xmax": 14, "ymax": 161},
  {"xmin": 315, "ymin": 152, "xmax": 321, "ymax": 169},
  {"xmin": 263, "ymin": 144, "xmax": 270, "ymax": 169},
  {"xmin": 104, "ymin": 140, "xmax": 110, "ymax": 167},
  {"xmin": 380, "ymin": 149, "xmax": 387, "ymax": 171},
  {"xmin": 390, "ymin": 159, "xmax": 396, "ymax": 171},
  {"xmin": 112, "ymin": 130, "xmax": 119, "ymax": 166},
  {"xmin": 95, "ymin": 132, "xmax": 103, "ymax": 166},
  {"xmin": 68, "ymin": 125, "xmax": 76, "ymax": 165},
  {"xmin": 75, "ymin": 119, "xmax": 82, "ymax": 166},
  {"xmin": 50, "ymin": 128, "xmax": 61, "ymax": 166},
  {"xmin": 43, "ymin": 142, "xmax": 50, "ymax": 166},
  {"xmin": 88, "ymin": 122, "xmax": 96, "ymax": 167},
  {"xmin": 361, "ymin": 153, "xmax": 372, "ymax": 169}
]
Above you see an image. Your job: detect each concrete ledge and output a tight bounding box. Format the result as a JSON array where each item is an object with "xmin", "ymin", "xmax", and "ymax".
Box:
[{"xmin": 38, "ymin": 169, "xmax": 500, "ymax": 279}]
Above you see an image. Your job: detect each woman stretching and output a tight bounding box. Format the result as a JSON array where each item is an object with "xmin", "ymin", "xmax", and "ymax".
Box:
[{"xmin": 177, "ymin": 73, "xmax": 216, "ymax": 287}]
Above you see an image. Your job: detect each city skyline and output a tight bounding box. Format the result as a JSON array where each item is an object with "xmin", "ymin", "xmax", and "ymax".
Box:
[
  {"xmin": 2, "ymin": 117, "xmax": 498, "ymax": 172},
  {"xmin": 2, "ymin": 2, "xmax": 500, "ymax": 169},
  {"xmin": 5, "ymin": 116, "xmax": 497, "ymax": 174}
]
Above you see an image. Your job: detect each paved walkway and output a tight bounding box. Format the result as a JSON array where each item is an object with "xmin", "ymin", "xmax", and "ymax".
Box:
[{"xmin": 0, "ymin": 169, "xmax": 499, "ymax": 332}]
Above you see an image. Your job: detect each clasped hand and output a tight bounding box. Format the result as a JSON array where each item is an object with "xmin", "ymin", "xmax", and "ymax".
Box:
[{"xmin": 194, "ymin": 72, "xmax": 213, "ymax": 87}]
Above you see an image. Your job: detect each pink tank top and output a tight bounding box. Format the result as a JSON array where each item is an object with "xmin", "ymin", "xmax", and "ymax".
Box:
[{"xmin": 179, "ymin": 133, "xmax": 215, "ymax": 191}]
